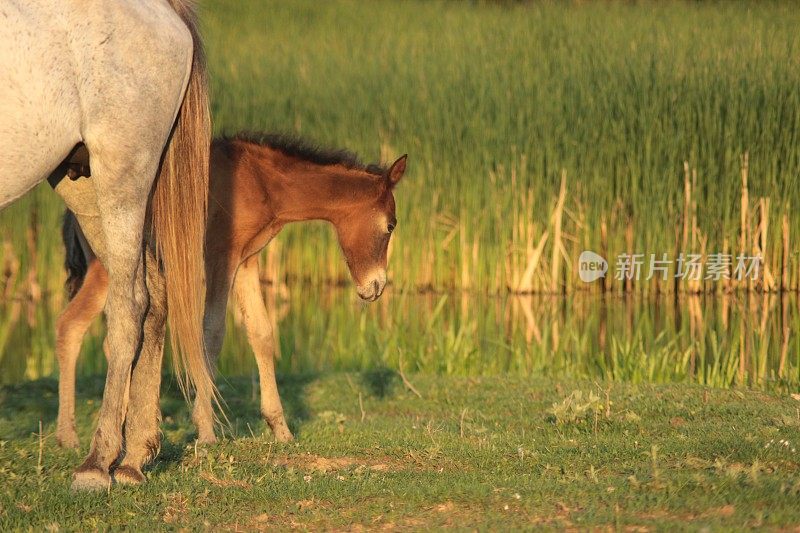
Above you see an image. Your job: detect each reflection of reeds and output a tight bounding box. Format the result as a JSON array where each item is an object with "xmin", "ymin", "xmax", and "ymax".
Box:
[
  {"xmin": 2, "ymin": 239, "xmax": 20, "ymax": 300},
  {"xmin": 2, "ymin": 271, "xmax": 798, "ymax": 392},
  {"xmin": 781, "ymin": 213, "xmax": 790, "ymax": 292},
  {"xmin": 779, "ymin": 295, "xmax": 790, "ymax": 378}
]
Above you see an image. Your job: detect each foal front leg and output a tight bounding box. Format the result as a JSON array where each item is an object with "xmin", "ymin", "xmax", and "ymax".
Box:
[
  {"xmin": 233, "ymin": 257, "xmax": 293, "ymax": 442},
  {"xmin": 114, "ymin": 250, "xmax": 166, "ymax": 485},
  {"xmin": 55, "ymin": 259, "xmax": 109, "ymax": 448}
]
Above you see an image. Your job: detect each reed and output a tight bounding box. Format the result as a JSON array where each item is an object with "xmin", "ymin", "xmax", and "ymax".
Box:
[{"xmin": 3, "ymin": 0, "xmax": 800, "ymax": 298}]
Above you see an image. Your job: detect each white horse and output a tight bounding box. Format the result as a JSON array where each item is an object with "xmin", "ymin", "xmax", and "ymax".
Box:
[{"xmin": 0, "ymin": 0, "xmax": 214, "ymax": 490}]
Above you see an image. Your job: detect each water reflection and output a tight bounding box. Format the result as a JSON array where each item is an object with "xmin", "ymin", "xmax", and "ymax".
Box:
[{"xmin": 1, "ymin": 285, "xmax": 798, "ymax": 391}]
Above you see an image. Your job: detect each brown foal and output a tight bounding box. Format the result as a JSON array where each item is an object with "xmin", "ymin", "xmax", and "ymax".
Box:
[{"xmin": 56, "ymin": 133, "xmax": 406, "ymax": 448}]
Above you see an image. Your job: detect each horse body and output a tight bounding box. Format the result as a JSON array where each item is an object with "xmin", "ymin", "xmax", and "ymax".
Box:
[
  {"xmin": 56, "ymin": 134, "xmax": 406, "ymax": 447},
  {"xmin": 0, "ymin": 0, "xmax": 187, "ymax": 204},
  {"xmin": 0, "ymin": 0, "xmax": 82, "ymax": 205},
  {"xmin": 0, "ymin": 0, "xmax": 212, "ymax": 490}
]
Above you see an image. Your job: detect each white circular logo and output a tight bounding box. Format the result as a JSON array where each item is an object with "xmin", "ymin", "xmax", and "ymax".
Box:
[{"xmin": 578, "ymin": 250, "xmax": 608, "ymax": 283}]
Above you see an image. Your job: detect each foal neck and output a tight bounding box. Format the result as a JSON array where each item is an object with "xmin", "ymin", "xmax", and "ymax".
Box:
[
  {"xmin": 239, "ymin": 139, "xmax": 385, "ymax": 224},
  {"xmin": 212, "ymin": 136, "xmax": 386, "ymax": 261}
]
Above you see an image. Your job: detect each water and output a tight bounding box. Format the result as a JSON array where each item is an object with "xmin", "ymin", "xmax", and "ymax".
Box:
[{"xmin": 1, "ymin": 285, "xmax": 799, "ymax": 392}]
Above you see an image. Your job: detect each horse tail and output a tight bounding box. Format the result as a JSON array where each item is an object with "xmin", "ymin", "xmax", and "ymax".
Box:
[
  {"xmin": 150, "ymin": 0, "xmax": 215, "ymax": 404},
  {"xmin": 62, "ymin": 210, "xmax": 88, "ymax": 300}
]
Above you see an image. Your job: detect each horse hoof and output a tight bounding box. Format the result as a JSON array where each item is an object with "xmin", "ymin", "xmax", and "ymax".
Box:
[
  {"xmin": 71, "ymin": 467, "xmax": 111, "ymax": 492},
  {"xmin": 114, "ymin": 465, "xmax": 145, "ymax": 485},
  {"xmin": 56, "ymin": 431, "xmax": 80, "ymax": 449}
]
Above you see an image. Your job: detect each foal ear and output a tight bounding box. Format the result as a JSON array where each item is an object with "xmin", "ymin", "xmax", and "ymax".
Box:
[{"xmin": 386, "ymin": 154, "xmax": 407, "ymax": 188}]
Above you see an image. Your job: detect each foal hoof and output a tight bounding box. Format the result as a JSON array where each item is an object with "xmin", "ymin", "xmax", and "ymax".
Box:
[
  {"xmin": 196, "ymin": 433, "xmax": 217, "ymax": 445},
  {"xmin": 56, "ymin": 430, "xmax": 80, "ymax": 450},
  {"xmin": 272, "ymin": 425, "xmax": 294, "ymax": 443},
  {"xmin": 71, "ymin": 467, "xmax": 111, "ymax": 492},
  {"xmin": 114, "ymin": 465, "xmax": 146, "ymax": 485}
]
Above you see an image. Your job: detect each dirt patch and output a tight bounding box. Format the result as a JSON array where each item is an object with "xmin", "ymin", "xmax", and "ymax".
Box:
[
  {"xmin": 271, "ymin": 453, "xmax": 403, "ymax": 473},
  {"xmin": 636, "ymin": 504, "xmax": 736, "ymax": 522},
  {"xmin": 372, "ymin": 502, "xmax": 486, "ymax": 530},
  {"xmin": 223, "ymin": 500, "xmax": 333, "ymax": 531},
  {"xmin": 433, "ymin": 502, "xmax": 456, "ymax": 513},
  {"xmin": 162, "ymin": 492, "xmax": 189, "ymax": 524},
  {"xmin": 200, "ymin": 470, "xmax": 253, "ymax": 489},
  {"xmin": 223, "ymin": 499, "xmax": 574, "ymax": 531},
  {"xmin": 669, "ymin": 416, "xmax": 686, "ymax": 427}
]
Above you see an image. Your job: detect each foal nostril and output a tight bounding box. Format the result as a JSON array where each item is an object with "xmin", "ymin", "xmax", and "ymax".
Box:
[{"xmin": 372, "ymin": 279, "xmax": 380, "ymax": 298}]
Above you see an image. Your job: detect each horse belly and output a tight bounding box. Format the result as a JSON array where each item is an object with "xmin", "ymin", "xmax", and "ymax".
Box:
[{"xmin": 0, "ymin": 0, "xmax": 82, "ymax": 208}]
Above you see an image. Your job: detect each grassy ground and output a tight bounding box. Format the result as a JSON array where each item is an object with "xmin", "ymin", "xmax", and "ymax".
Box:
[
  {"xmin": 1, "ymin": 374, "xmax": 799, "ymax": 530},
  {"xmin": 2, "ymin": 2, "xmax": 800, "ymax": 529}
]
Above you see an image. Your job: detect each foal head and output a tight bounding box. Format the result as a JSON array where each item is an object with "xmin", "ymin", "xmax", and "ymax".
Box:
[{"xmin": 335, "ymin": 155, "xmax": 407, "ymax": 301}]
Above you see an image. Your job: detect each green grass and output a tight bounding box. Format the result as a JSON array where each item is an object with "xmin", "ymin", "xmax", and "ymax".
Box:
[{"xmin": 2, "ymin": 374, "xmax": 800, "ymax": 529}]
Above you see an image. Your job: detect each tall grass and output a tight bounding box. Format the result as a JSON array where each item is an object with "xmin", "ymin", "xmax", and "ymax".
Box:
[
  {"xmin": 3, "ymin": 1, "xmax": 800, "ymax": 296},
  {"xmin": 201, "ymin": 0, "xmax": 800, "ymax": 294}
]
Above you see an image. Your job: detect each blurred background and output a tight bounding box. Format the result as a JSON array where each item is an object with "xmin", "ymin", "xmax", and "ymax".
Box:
[{"xmin": 2, "ymin": 0, "xmax": 800, "ymax": 391}]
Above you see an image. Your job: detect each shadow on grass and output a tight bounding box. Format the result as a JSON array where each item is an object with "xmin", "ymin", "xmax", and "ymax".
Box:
[
  {"xmin": 360, "ymin": 366, "xmax": 399, "ymax": 399},
  {"xmin": 0, "ymin": 378, "xmax": 63, "ymax": 439},
  {"xmin": 0, "ymin": 375, "xmax": 110, "ymax": 439},
  {"xmin": 149, "ymin": 372, "xmax": 319, "ymax": 473},
  {"xmin": 0, "ymin": 372, "xmax": 317, "ymax": 453}
]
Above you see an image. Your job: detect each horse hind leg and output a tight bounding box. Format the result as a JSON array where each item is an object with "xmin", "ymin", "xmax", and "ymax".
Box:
[
  {"xmin": 55, "ymin": 259, "xmax": 109, "ymax": 449},
  {"xmin": 67, "ymin": 150, "xmax": 160, "ymax": 491},
  {"xmin": 114, "ymin": 249, "xmax": 166, "ymax": 485}
]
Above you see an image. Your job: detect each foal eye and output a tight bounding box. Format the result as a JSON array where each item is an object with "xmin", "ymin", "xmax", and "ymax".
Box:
[{"xmin": 387, "ymin": 222, "xmax": 396, "ymax": 233}]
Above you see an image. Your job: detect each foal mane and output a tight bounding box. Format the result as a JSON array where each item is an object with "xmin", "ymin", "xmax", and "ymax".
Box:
[{"xmin": 223, "ymin": 132, "xmax": 386, "ymax": 176}]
